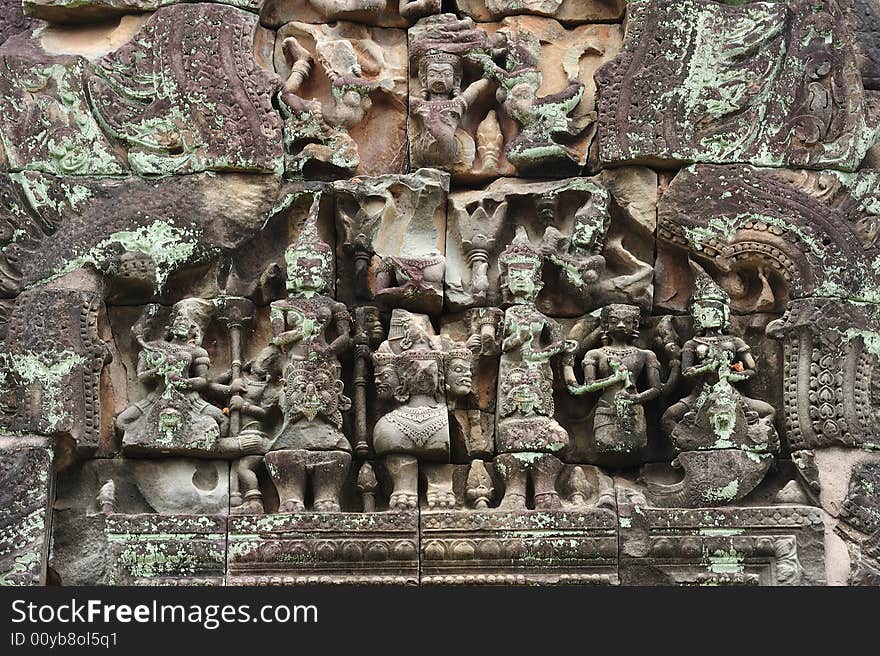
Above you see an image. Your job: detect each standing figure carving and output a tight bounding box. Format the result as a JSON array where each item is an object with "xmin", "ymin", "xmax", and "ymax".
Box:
[
  {"xmin": 372, "ymin": 310, "xmax": 450, "ymax": 510},
  {"xmin": 265, "ymin": 197, "xmax": 353, "ymax": 512},
  {"xmin": 564, "ymin": 304, "xmax": 678, "ymax": 454},
  {"xmin": 495, "ymin": 227, "xmax": 569, "ymax": 509}
]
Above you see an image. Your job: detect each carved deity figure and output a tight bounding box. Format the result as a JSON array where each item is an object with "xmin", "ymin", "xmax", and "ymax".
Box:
[
  {"xmin": 541, "ymin": 189, "xmax": 608, "ymax": 300},
  {"xmin": 647, "ymin": 261, "xmax": 779, "ymax": 508},
  {"xmin": 469, "ymin": 31, "xmax": 588, "ymax": 170},
  {"xmin": 222, "ymin": 347, "xmax": 283, "ymax": 515},
  {"xmin": 117, "ymin": 299, "xmax": 227, "ymax": 453},
  {"xmin": 264, "ymin": 198, "xmax": 353, "ymax": 512},
  {"xmin": 409, "ymin": 16, "xmax": 492, "ymax": 171},
  {"xmin": 495, "ymin": 227, "xmax": 569, "ymax": 509},
  {"xmin": 279, "ymin": 36, "xmax": 390, "ymax": 174},
  {"xmin": 372, "ymin": 310, "xmax": 450, "ymax": 509},
  {"xmin": 564, "ymin": 304, "xmax": 677, "ymax": 454},
  {"xmin": 661, "ymin": 262, "xmax": 776, "ymax": 450}
]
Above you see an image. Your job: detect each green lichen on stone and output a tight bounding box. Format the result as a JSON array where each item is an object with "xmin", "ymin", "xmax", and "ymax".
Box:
[
  {"xmin": 843, "ymin": 328, "xmax": 880, "ymax": 361},
  {"xmin": 703, "ymin": 479, "xmax": 739, "ymax": 503},
  {"xmin": 706, "ymin": 547, "xmax": 745, "ymax": 575},
  {"xmin": 0, "ymin": 551, "xmax": 40, "ymax": 586},
  {"xmin": 49, "ymin": 219, "xmax": 205, "ymax": 291},
  {"xmin": 0, "ymin": 349, "xmax": 84, "ymax": 431},
  {"xmin": 0, "ymin": 61, "xmax": 125, "ymax": 176}
]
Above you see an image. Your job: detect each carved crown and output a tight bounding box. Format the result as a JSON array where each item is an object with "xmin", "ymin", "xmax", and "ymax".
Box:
[
  {"xmin": 499, "ymin": 226, "xmax": 541, "ymax": 270},
  {"xmin": 286, "ymin": 195, "xmax": 333, "ymax": 265},
  {"xmin": 689, "ymin": 259, "xmax": 731, "ymax": 306}
]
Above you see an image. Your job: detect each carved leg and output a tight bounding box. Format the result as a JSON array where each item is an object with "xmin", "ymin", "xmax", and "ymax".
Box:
[
  {"xmin": 660, "ymin": 400, "xmax": 690, "ymax": 438},
  {"xmin": 264, "ymin": 449, "xmax": 306, "ymax": 513},
  {"xmin": 311, "ymin": 451, "xmax": 351, "ymax": 512},
  {"xmin": 495, "ymin": 453, "xmax": 528, "ymax": 510},
  {"xmin": 532, "ymin": 453, "xmax": 563, "ymax": 510},
  {"xmin": 422, "ymin": 463, "xmax": 455, "ymax": 509},
  {"xmin": 230, "ymin": 458, "xmax": 242, "ymax": 508},
  {"xmin": 231, "ymin": 455, "xmax": 264, "ymax": 515},
  {"xmin": 385, "ymin": 454, "xmax": 418, "ymax": 510}
]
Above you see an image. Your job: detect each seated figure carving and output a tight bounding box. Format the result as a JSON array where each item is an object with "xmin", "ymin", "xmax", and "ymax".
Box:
[
  {"xmin": 117, "ymin": 298, "xmax": 227, "ymax": 454},
  {"xmin": 651, "ymin": 261, "xmax": 779, "ymax": 508}
]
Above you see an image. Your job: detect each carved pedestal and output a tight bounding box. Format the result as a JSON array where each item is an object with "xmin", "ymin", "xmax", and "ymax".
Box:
[
  {"xmin": 420, "ymin": 510, "xmax": 618, "ymax": 585},
  {"xmin": 227, "ymin": 512, "xmax": 419, "ymax": 585},
  {"xmin": 104, "ymin": 514, "xmax": 226, "ymax": 586},
  {"xmin": 618, "ymin": 493, "xmax": 825, "ymax": 585}
]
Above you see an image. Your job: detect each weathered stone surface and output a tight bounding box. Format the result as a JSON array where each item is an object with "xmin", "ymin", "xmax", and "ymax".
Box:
[
  {"xmin": 23, "ymin": 0, "xmax": 263, "ymax": 24},
  {"xmin": 334, "ymin": 169, "xmax": 448, "ymax": 312},
  {"xmin": 49, "ymin": 457, "xmax": 229, "ymax": 584},
  {"xmin": 847, "ymin": 0, "xmax": 880, "ymax": 90},
  {"xmin": 617, "ymin": 487, "xmax": 826, "ymax": 585},
  {"xmin": 421, "ymin": 509, "xmax": 618, "ymax": 584},
  {"xmin": 0, "ymin": 37, "xmax": 127, "ymax": 176},
  {"xmin": 227, "ymin": 512, "xmax": 418, "ymax": 584},
  {"xmin": 453, "ymin": 0, "xmax": 625, "ymax": 24},
  {"xmin": 274, "ymin": 21, "xmax": 407, "ymax": 177},
  {"xmin": 89, "ymin": 4, "xmax": 283, "ymax": 175},
  {"xmin": 597, "ymin": 0, "xmax": 879, "ymax": 171},
  {"xmin": 0, "ymin": 172, "xmax": 282, "ymax": 299},
  {"xmin": 5, "ymin": 0, "xmax": 878, "ymax": 588},
  {"xmin": 0, "ymin": 436, "xmax": 54, "ymax": 586},
  {"xmin": 801, "ymin": 448, "xmax": 880, "ymax": 585},
  {"xmin": 408, "ymin": 14, "xmax": 621, "ymax": 180},
  {"xmin": 55, "ymin": 457, "xmax": 231, "ymax": 515},
  {"xmin": 656, "ymin": 165, "xmax": 880, "ymax": 313},
  {"xmin": 260, "ymin": 0, "xmax": 422, "ymax": 29},
  {"xmin": 0, "ymin": 0, "xmax": 34, "ymax": 46},
  {"xmin": 770, "ymin": 298, "xmax": 879, "ymax": 452},
  {"xmin": 446, "ymin": 171, "xmax": 655, "ymax": 316},
  {"xmin": 0, "ymin": 289, "xmax": 109, "ymax": 453},
  {"xmin": 103, "ymin": 514, "xmax": 227, "ymax": 585}
]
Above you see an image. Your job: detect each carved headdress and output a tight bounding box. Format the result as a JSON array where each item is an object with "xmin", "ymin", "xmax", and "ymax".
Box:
[
  {"xmin": 167, "ymin": 298, "xmax": 214, "ymax": 344},
  {"xmin": 418, "ymin": 49, "xmax": 463, "ymax": 98},
  {"xmin": 688, "ymin": 260, "xmax": 732, "ymax": 332},
  {"xmin": 500, "ymin": 226, "xmax": 541, "ymax": 270},
  {"xmin": 689, "ymin": 260, "xmax": 731, "ymax": 306},
  {"xmin": 285, "ymin": 194, "xmax": 333, "ymax": 293},
  {"xmin": 499, "ymin": 226, "xmax": 543, "ymax": 302}
]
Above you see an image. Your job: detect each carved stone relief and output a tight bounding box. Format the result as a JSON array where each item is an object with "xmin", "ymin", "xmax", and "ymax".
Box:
[{"xmin": 0, "ymin": 0, "xmax": 877, "ymax": 587}]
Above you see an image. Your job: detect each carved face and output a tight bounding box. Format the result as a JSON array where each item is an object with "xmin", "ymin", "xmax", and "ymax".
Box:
[
  {"xmin": 288, "ymin": 368, "xmax": 342, "ymax": 423},
  {"xmin": 445, "ymin": 355, "xmax": 473, "ymax": 398},
  {"xmin": 374, "ymin": 360, "xmax": 400, "ymax": 401},
  {"xmin": 425, "ymin": 62, "xmax": 456, "ymax": 95},
  {"xmin": 506, "ymin": 263, "xmax": 541, "ymax": 301},
  {"xmin": 287, "ymin": 254, "xmax": 329, "ymax": 295},
  {"xmin": 500, "ymin": 365, "xmax": 552, "ymax": 418},
  {"xmin": 536, "ymin": 194, "xmax": 557, "ymax": 224},
  {"xmin": 602, "ymin": 305, "xmax": 640, "ymax": 342},
  {"xmin": 692, "ymin": 300, "xmax": 729, "ymax": 332},
  {"xmin": 168, "ymin": 315, "xmax": 200, "ymax": 344}
]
